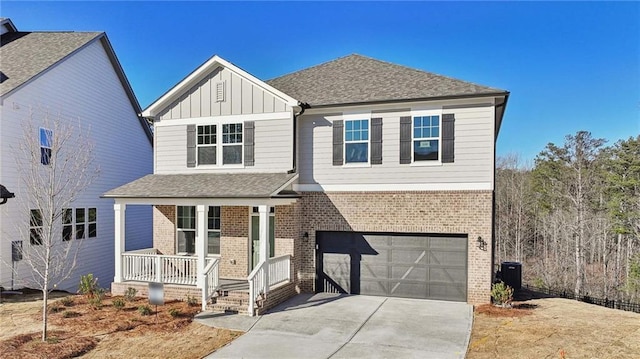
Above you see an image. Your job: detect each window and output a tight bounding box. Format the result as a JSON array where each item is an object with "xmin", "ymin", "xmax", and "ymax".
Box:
[
  {"xmin": 345, "ymin": 119, "xmax": 369, "ymax": 163},
  {"xmin": 207, "ymin": 206, "xmax": 221, "ymax": 255},
  {"xmin": 177, "ymin": 206, "xmax": 221, "ymax": 254},
  {"xmin": 39, "ymin": 128, "xmax": 52, "ymax": 165},
  {"xmin": 413, "ymin": 115, "xmax": 440, "ymax": 161},
  {"xmin": 88, "ymin": 208, "xmax": 97, "ymax": 238},
  {"xmin": 177, "ymin": 206, "xmax": 196, "ymax": 253},
  {"xmin": 222, "ymin": 123, "xmax": 242, "ymax": 164},
  {"xmin": 75, "ymin": 208, "xmax": 85, "ymax": 240},
  {"xmin": 63, "ymin": 208, "xmax": 73, "ymax": 241},
  {"xmin": 197, "ymin": 125, "xmax": 217, "ymax": 165},
  {"xmin": 30, "ymin": 209, "xmax": 43, "ymax": 245}
]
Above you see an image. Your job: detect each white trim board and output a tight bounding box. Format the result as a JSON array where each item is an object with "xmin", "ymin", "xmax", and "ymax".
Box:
[
  {"xmin": 154, "ymin": 111, "xmax": 292, "ymax": 127},
  {"xmin": 293, "ymin": 182, "xmax": 493, "ymax": 192}
]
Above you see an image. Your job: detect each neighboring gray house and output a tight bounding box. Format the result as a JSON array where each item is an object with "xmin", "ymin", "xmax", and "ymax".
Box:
[
  {"xmin": 0, "ymin": 18, "xmax": 153, "ymax": 291},
  {"xmin": 105, "ymin": 54, "xmax": 509, "ymax": 314}
]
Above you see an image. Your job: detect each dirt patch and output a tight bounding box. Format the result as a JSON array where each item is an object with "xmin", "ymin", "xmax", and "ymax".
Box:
[
  {"xmin": 468, "ymin": 296, "xmax": 640, "ymax": 359},
  {"xmin": 0, "ymin": 290, "xmax": 242, "ymax": 358}
]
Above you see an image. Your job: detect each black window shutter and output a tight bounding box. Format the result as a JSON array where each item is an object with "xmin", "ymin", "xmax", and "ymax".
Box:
[
  {"xmin": 332, "ymin": 120, "xmax": 344, "ymax": 166},
  {"xmin": 442, "ymin": 114, "xmax": 455, "ymax": 163},
  {"xmin": 399, "ymin": 116, "xmax": 411, "ymax": 164},
  {"xmin": 244, "ymin": 121, "xmax": 255, "ymax": 166},
  {"xmin": 371, "ymin": 118, "xmax": 383, "ymax": 165},
  {"xmin": 186, "ymin": 124, "xmax": 196, "ymax": 167}
]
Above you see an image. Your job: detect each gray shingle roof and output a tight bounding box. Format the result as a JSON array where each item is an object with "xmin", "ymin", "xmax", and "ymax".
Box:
[
  {"xmin": 266, "ymin": 54, "xmax": 507, "ymax": 107},
  {"xmin": 103, "ymin": 173, "xmax": 298, "ymax": 199},
  {"xmin": 0, "ymin": 31, "xmax": 102, "ymax": 96}
]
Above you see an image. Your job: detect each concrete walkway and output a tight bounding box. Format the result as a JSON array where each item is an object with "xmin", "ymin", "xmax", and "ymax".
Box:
[{"xmin": 196, "ymin": 293, "xmax": 472, "ymax": 359}]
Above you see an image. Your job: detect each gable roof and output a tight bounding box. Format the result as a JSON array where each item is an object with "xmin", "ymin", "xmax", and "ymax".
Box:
[
  {"xmin": 142, "ymin": 55, "xmax": 300, "ymax": 118},
  {"xmin": 0, "ymin": 20, "xmax": 153, "ymax": 143},
  {"xmin": 266, "ymin": 54, "xmax": 508, "ymax": 107}
]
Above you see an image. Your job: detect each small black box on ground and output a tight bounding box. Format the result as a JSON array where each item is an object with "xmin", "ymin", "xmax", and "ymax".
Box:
[{"xmin": 501, "ymin": 261, "xmax": 522, "ymax": 290}]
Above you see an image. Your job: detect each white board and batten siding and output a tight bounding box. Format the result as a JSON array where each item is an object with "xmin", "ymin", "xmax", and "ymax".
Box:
[
  {"xmin": 296, "ymin": 99, "xmax": 496, "ymax": 191},
  {"xmin": 0, "ymin": 39, "xmax": 153, "ymax": 291},
  {"xmin": 153, "ymin": 65, "xmax": 294, "ymax": 174}
]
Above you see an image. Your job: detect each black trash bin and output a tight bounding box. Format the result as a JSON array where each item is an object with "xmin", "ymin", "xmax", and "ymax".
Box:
[{"xmin": 501, "ymin": 261, "xmax": 522, "ymax": 290}]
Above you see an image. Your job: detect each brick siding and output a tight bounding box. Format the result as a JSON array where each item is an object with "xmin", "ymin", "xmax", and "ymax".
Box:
[
  {"xmin": 153, "ymin": 205, "xmax": 176, "ymax": 255},
  {"xmin": 299, "ymin": 191, "xmax": 493, "ymax": 304}
]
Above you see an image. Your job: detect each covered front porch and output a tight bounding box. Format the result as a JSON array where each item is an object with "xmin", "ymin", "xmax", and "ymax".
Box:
[{"xmin": 103, "ymin": 173, "xmax": 300, "ymax": 315}]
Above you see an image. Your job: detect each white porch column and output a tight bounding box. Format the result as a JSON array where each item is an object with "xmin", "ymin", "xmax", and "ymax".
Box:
[
  {"xmin": 196, "ymin": 204, "xmax": 206, "ymax": 289},
  {"xmin": 258, "ymin": 205, "xmax": 270, "ymax": 294},
  {"xmin": 114, "ymin": 203, "xmax": 126, "ymax": 283}
]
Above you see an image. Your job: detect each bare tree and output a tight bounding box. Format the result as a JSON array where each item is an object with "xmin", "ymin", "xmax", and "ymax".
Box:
[{"xmin": 10, "ymin": 109, "xmax": 98, "ymax": 341}]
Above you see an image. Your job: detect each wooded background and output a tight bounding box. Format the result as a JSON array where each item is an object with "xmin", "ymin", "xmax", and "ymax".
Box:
[{"xmin": 495, "ymin": 132, "xmax": 640, "ymax": 303}]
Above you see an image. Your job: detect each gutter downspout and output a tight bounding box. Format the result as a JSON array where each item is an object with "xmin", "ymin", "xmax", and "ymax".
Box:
[{"xmin": 288, "ymin": 102, "xmax": 308, "ymax": 174}]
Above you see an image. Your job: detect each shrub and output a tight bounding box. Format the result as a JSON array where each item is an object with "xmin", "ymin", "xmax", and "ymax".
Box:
[
  {"xmin": 185, "ymin": 295, "xmax": 198, "ymax": 307},
  {"xmin": 78, "ymin": 273, "xmax": 100, "ymax": 299},
  {"xmin": 88, "ymin": 288, "xmax": 105, "ymax": 309},
  {"xmin": 168, "ymin": 308, "xmax": 181, "ymax": 318},
  {"xmin": 49, "ymin": 305, "xmax": 63, "ymax": 313},
  {"xmin": 112, "ymin": 297, "xmax": 126, "ymax": 310},
  {"xmin": 62, "ymin": 310, "xmax": 80, "ymax": 318},
  {"xmin": 491, "ymin": 281, "xmax": 514, "ymax": 308},
  {"xmin": 124, "ymin": 287, "xmax": 138, "ymax": 302},
  {"xmin": 533, "ymin": 277, "xmax": 546, "ymax": 289},
  {"xmin": 138, "ymin": 305, "xmax": 152, "ymax": 316},
  {"xmin": 59, "ymin": 296, "xmax": 74, "ymax": 307}
]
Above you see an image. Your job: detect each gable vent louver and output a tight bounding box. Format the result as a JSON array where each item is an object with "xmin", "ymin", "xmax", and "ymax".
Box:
[{"xmin": 216, "ymin": 81, "xmax": 226, "ymax": 102}]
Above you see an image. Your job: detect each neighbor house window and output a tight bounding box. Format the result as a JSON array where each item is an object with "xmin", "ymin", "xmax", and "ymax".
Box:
[
  {"xmin": 207, "ymin": 206, "xmax": 221, "ymax": 255},
  {"xmin": 345, "ymin": 119, "xmax": 369, "ymax": 163},
  {"xmin": 222, "ymin": 123, "xmax": 242, "ymax": 164},
  {"xmin": 63, "ymin": 208, "xmax": 73, "ymax": 241},
  {"xmin": 30, "ymin": 209, "xmax": 43, "ymax": 245},
  {"xmin": 413, "ymin": 115, "xmax": 440, "ymax": 161},
  {"xmin": 177, "ymin": 206, "xmax": 196, "ymax": 253},
  {"xmin": 39, "ymin": 127, "xmax": 53, "ymax": 165},
  {"xmin": 88, "ymin": 208, "xmax": 97, "ymax": 238},
  {"xmin": 197, "ymin": 125, "xmax": 217, "ymax": 165},
  {"xmin": 75, "ymin": 208, "xmax": 85, "ymax": 240}
]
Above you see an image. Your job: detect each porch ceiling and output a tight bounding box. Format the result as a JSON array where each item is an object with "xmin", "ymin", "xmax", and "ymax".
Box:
[{"xmin": 102, "ymin": 172, "xmax": 299, "ymax": 201}]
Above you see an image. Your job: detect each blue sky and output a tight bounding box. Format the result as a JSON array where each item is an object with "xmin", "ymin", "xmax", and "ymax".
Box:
[{"xmin": 3, "ymin": 1, "xmax": 639, "ymax": 161}]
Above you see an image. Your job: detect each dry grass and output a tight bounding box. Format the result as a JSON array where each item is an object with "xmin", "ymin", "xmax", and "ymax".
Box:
[
  {"xmin": 468, "ymin": 294, "xmax": 640, "ymax": 359},
  {"xmin": 0, "ymin": 290, "xmax": 242, "ymax": 358}
]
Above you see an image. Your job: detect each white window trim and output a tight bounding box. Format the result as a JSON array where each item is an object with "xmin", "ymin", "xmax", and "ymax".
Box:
[
  {"xmin": 195, "ymin": 121, "xmax": 245, "ymax": 168},
  {"xmin": 207, "ymin": 206, "xmax": 221, "ymax": 256},
  {"xmin": 343, "ymin": 113, "xmax": 371, "ymax": 167},
  {"xmin": 410, "ymin": 109, "xmax": 443, "ymax": 166},
  {"xmin": 176, "ymin": 206, "xmax": 196, "ymax": 255},
  {"xmin": 176, "ymin": 205, "xmax": 222, "ymax": 256}
]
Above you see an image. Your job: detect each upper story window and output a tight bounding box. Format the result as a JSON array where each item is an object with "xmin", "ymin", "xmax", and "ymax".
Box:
[
  {"xmin": 30, "ymin": 209, "xmax": 43, "ymax": 245},
  {"xmin": 413, "ymin": 115, "xmax": 440, "ymax": 162},
  {"xmin": 222, "ymin": 123, "xmax": 242, "ymax": 165},
  {"xmin": 39, "ymin": 128, "xmax": 52, "ymax": 165},
  {"xmin": 194, "ymin": 123, "xmax": 243, "ymax": 166},
  {"xmin": 197, "ymin": 125, "xmax": 217, "ymax": 165},
  {"xmin": 345, "ymin": 119, "xmax": 369, "ymax": 163}
]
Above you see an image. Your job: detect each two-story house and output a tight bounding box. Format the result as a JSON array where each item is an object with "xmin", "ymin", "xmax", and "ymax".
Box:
[
  {"xmin": 105, "ymin": 54, "xmax": 508, "ymax": 315},
  {"xmin": 0, "ymin": 18, "xmax": 153, "ymax": 292}
]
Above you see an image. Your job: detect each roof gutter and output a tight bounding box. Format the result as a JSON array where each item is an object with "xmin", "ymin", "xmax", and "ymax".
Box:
[{"xmin": 288, "ymin": 102, "xmax": 309, "ymax": 174}]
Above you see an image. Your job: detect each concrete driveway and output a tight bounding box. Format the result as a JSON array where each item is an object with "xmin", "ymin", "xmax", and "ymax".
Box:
[{"xmin": 197, "ymin": 293, "xmax": 472, "ymax": 359}]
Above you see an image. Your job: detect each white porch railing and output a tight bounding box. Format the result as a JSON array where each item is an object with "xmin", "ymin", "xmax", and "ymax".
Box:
[
  {"xmin": 122, "ymin": 250, "xmax": 198, "ymax": 285},
  {"xmin": 201, "ymin": 258, "xmax": 220, "ymax": 311},
  {"xmin": 248, "ymin": 254, "xmax": 291, "ymax": 316}
]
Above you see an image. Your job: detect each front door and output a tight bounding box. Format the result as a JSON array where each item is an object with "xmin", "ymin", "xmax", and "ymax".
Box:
[{"xmin": 250, "ymin": 207, "xmax": 275, "ymax": 269}]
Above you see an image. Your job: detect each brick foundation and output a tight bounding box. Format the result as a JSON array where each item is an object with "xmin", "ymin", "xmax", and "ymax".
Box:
[
  {"xmin": 111, "ymin": 281, "xmax": 202, "ymax": 302},
  {"xmin": 256, "ymin": 282, "xmax": 298, "ymax": 315}
]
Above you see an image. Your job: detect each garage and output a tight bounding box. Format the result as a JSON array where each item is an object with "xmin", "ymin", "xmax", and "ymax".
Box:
[{"xmin": 315, "ymin": 231, "xmax": 468, "ymax": 301}]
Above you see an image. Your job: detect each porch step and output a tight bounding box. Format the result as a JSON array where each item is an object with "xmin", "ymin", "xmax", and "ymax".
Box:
[{"xmin": 208, "ymin": 289, "xmax": 251, "ymax": 314}]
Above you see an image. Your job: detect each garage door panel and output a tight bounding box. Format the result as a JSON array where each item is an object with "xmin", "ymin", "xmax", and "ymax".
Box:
[
  {"xmin": 429, "ymin": 267, "xmax": 466, "ymax": 283},
  {"xmin": 430, "ymin": 236, "xmax": 467, "ymax": 250},
  {"xmin": 429, "ymin": 250, "xmax": 466, "ymax": 265},
  {"xmin": 389, "ymin": 282, "xmax": 428, "ymax": 298},
  {"xmin": 392, "ymin": 249, "xmax": 428, "ymax": 264},
  {"xmin": 392, "ymin": 236, "xmax": 428, "ymax": 248},
  {"xmin": 317, "ymin": 231, "xmax": 467, "ymax": 302},
  {"xmin": 391, "ymin": 266, "xmax": 427, "ymax": 280}
]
